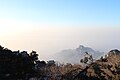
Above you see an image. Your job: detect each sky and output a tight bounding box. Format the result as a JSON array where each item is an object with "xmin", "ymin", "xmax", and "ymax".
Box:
[{"xmin": 0, "ymin": 0, "xmax": 120, "ymax": 60}]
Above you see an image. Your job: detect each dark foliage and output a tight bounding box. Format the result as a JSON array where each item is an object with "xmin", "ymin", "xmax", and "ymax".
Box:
[{"xmin": 0, "ymin": 45, "xmax": 39, "ymax": 80}]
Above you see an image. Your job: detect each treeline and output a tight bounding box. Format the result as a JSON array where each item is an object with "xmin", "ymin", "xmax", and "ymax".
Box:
[{"xmin": 0, "ymin": 45, "xmax": 39, "ymax": 80}]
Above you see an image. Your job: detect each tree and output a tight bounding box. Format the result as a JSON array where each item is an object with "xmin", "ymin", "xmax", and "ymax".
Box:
[
  {"xmin": 30, "ymin": 51, "xmax": 38, "ymax": 61},
  {"xmin": 0, "ymin": 45, "xmax": 39, "ymax": 79},
  {"xmin": 80, "ymin": 52, "xmax": 93, "ymax": 65}
]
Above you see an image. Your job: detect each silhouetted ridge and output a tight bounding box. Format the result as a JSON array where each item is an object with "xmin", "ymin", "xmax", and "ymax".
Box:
[
  {"xmin": 0, "ymin": 45, "xmax": 39, "ymax": 80},
  {"xmin": 108, "ymin": 49, "xmax": 120, "ymax": 55}
]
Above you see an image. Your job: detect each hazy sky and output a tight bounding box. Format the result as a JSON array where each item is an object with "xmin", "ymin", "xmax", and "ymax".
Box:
[{"xmin": 0, "ymin": 0, "xmax": 120, "ymax": 60}]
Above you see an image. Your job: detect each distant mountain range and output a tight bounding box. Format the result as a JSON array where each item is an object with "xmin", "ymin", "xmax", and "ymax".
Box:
[{"xmin": 54, "ymin": 45, "xmax": 104, "ymax": 64}]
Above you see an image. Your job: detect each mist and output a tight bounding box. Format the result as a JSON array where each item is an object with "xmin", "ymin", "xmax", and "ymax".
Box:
[{"xmin": 0, "ymin": 24, "xmax": 120, "ymax": 60}]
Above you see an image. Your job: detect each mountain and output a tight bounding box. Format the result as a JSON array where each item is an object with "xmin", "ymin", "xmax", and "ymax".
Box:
[
  {"xmin": 36, "ymin": 49, "xmax": 120, "ymax": 80},
  {"xmin": 54, "ymin": 45, "xmax": 104, "ymax": 64},
  {"xmin": 61, "ymin": 49, "xmax": 120, "ymax": 80},
  {"xmin": 75, "ymin": 49, "xmax": 120, "ymax": 80},
  {"xmin": 104, "ymin": 49, "xmax": 120, "ymax": 65}
]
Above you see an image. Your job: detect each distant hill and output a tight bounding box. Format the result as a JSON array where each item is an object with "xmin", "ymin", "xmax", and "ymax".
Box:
[
  {"xmin": 54, "ymin": 45, "xmax": 104, "ymax": 64},
  {"xmin": 60, "ymin": 49, "xmax": 120, "ymax": 80}
]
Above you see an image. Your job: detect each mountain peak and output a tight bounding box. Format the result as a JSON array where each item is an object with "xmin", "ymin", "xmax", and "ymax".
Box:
[
  {"xmin": 55, "ymin": 45, "xmax": 104, "ymax": 63},
  {"xmin": 78, "ymin": 45, "xmax": 84, "ymax": 49},
  {"xmin": 76, "ymin": 45, "xmax": 86, "ymax": 51}
]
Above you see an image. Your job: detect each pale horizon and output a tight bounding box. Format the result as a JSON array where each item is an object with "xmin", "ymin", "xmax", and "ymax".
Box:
[{"xmin": 0, "ymin": 0, "xmax": 120, "ymax": 60}]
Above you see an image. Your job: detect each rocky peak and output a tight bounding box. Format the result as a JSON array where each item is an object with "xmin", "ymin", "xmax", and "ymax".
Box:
[
  {"xmin": 76, "ymin": 45, "xmax": 84, "ymax": 51},
  {"xmin": 108, "ymin": 49, "xmax": 120, "ymax": 56}
]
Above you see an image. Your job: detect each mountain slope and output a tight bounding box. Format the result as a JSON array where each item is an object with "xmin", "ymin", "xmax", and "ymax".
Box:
[
  {"xmin": 54, "ymin": 45, "xmax": 104, "ymax": 64},
  {"xmin": 79, "ymin": 49, "xmax": 120, "ymax": 80},
  {"xmin": 61, "ymin": 49, "xmax": 120, "ymax": 80}
]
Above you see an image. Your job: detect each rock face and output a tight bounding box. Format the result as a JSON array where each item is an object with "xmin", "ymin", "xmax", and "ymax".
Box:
[
  {"xmin": 80, "ymin": 49, "xmax": 120, "ymax": 80},
  {"xmin": 54, "ymin": 45, "xmax": 104, "ymax": 64},
  {"xmin": 108, "ymin": 49, "xmax": 120, "ymax": 56},
  {"xmin": 102, "ymin": 49, "xmax": 120, "ymax": 65}
]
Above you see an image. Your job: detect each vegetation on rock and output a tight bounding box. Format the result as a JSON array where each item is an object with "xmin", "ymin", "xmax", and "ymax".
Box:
[{"xmin": 0, "ymin": 45, "xmax": 120, "ymax": 80}]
